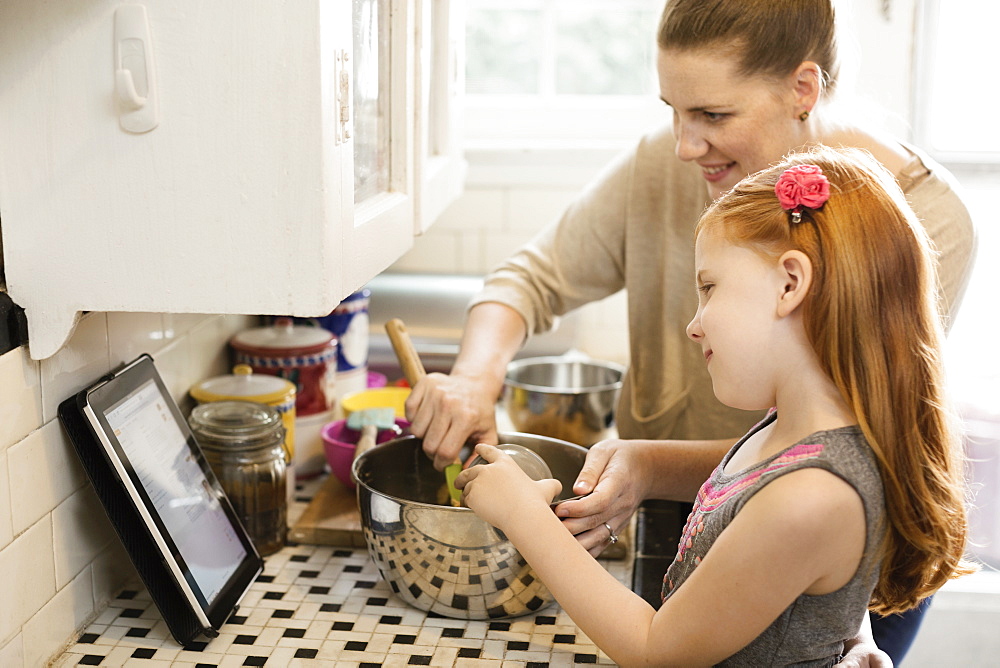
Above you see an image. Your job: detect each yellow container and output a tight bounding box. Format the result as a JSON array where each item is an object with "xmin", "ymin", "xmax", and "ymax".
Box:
[
  {"xmin": 341, "ymin": 386, "xmax": 410, "ymax": 420},
  {"xmin": 190, "ymin": 365, "xmax": 296, "ymax": 461}
]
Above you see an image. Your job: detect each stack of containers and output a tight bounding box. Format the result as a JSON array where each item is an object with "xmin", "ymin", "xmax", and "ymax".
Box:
[{"xmin": 229, "ymin": 318, "xmax": 338, "ymax": 479}]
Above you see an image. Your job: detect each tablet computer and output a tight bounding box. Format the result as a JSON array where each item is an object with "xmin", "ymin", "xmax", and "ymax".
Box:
[{"xmin": 58, "ymin": 354, "xmax": 262, "ymax": 648}]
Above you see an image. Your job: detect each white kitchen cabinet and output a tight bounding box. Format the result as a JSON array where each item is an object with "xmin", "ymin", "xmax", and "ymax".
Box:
[
  {"xmin": 414, "ymin": 0, "xmax": 466, "ymax": 233},
  {"xmin": 0, "ymin": 0, "xmax": 462, "ymax": 360}
]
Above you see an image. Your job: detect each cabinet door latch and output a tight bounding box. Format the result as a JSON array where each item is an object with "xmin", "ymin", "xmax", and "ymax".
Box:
[{"xmin": 336, "ymin": 50, "xmax": 351, "ymax": 143}]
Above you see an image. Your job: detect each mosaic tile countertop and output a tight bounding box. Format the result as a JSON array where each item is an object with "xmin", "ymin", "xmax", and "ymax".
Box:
[{"xmin": 53, "ymin": 476, "xmax": 630, "ymax": 667}]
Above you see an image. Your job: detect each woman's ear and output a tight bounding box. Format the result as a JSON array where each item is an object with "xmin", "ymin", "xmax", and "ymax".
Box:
[
  {"xmin": 791, "ymin": 61, "xmax": 822, "ymax": 116},
  {"xmin": 776, "ymin": 250, "xmax": 813, "ymax": 317}
]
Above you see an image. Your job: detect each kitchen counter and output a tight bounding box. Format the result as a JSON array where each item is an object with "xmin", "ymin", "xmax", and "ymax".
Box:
[{"xmin": 53, "ymin": 476, "xmax": 628, "ymax": 667}]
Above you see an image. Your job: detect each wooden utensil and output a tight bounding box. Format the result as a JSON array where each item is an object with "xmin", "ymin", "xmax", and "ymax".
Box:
[{"xmin": 385, "ymin": 318, "xmax": 463, "ymax": 506}]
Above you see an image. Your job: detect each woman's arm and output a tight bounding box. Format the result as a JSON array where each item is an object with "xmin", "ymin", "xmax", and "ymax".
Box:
[
  {"xmin": 556, "ymin": 437, "xmax": 735, "ymax": 555},
  {"xmin": 406, "ymin": 302, "xmax": 526, "ymax": 469}
]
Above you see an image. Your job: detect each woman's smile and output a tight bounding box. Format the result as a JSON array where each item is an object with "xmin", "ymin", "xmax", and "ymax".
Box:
[{"xmin": 700, "ymin": 162, "xmax": 735, "ymax": 183}]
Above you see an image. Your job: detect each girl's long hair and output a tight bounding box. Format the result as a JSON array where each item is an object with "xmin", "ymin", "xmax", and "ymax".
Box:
[{"xmin": 697, "ymin": 146, "xmax": 974, "ymax": 614}]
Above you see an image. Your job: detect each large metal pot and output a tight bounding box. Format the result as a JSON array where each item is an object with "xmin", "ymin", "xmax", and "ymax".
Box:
[
  {"xmin": 502, "ymin": 356, "xmax": 625, "ymax": 446},
  {"xmin": 352, "ymin": 432, "xmax": 588, "ymax": 619}
]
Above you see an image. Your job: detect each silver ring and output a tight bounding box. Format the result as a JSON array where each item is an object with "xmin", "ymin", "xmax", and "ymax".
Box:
[{"xmin": 604, "ymin": 522, "xmax": 619, "ymax": 544}]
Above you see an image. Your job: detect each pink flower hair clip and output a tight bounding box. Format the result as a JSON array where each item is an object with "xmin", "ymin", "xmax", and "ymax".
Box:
[{"xmin": 775, "ymin": 164, "xmax": 830, "ymax": 224}]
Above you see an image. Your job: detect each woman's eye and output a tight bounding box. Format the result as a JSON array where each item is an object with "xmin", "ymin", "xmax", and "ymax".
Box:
[
  {"xmin": 703, "ymin": 111, "xmax": 726, "ymax": 122},
  {"xmin": 698, "ymin": 283, "xmax": 714, "ymax": 295}
]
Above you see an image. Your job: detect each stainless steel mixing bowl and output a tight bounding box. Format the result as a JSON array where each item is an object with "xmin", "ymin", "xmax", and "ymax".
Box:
[
  {"xmin": 351, "ymin": 431, "xmax": 588, "ymax": 619},
  {"xmin": 502, "ymin": 356, "xmax": 626, "ymax": 446}
]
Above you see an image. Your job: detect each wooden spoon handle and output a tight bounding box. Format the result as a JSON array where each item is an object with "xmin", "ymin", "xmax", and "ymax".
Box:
[
  {"xmin": 353, "ymin": 424, "xmax": 378, "ymax": 461},
  {"xmin": 385, "ymin": 318, "xmax": 426, "ymax": 385}
]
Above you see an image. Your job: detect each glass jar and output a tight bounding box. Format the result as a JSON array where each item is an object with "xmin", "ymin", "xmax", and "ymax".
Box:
[{"xmin": 189, "ymin": 400, "xmax": 288, "ymax": 556}]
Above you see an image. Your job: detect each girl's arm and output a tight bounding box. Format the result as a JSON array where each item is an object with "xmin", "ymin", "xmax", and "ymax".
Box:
[{"xmin": 459, "ymin": 446, "xmax": 867, "ymax": 666}]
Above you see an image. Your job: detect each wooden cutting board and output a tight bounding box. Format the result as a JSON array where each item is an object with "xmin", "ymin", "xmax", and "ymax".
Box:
[{"xmin": 288, "ymin": 475, "xmax": 366, "ymax": 547}]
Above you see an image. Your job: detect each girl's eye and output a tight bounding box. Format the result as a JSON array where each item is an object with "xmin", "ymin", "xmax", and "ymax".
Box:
[{"xmin": 698, "ymin": 283, "xmax": 714, "ymax": 295}]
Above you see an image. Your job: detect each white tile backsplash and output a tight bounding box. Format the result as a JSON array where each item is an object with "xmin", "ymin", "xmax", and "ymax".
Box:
[
  {"xmin": 390, "ymin": 154, "xmax": 631, "ymax": 366},
  {"xmin": 51, "ymin": 485, "xmax": 116, "ymax": 589},
  {"xmin": 39, "ymin": 311, "xmax": 110, "ymax": 423},
  {"xmin": 91, "ymin": 542, "xmax": 137, "ymax": 611},
  {"xmin": 21, "ymin": 567, "xmax": 95, "ymax": 668},
  {"xmin": 152, "ymin": 333, "xmax": 197, "ymax": 405},
  {"xmin": 7, "ymin": 420, "xmax": 86, "ymax": 535},
  {"xmin": 0, "ymin": 453, "xmax": 11, "ymax": 551},
  {"xmin": 392, "ymin": 229, "xmax": 461, "ymax": 274},
  {"xmin": 0, "ymin": 348, "xmax": 42, "ymax": 451},
  {"xmin": 0, "ymin": 635, "xmax": 23, "ymax": 668},
  {"xmin": 507, "ymin": 188, "xmax": 578, "ymax": 232},
  {"xmin": 432, "ymin": 187, "xmax": 505, "ymax": 232},
  {"xmin": 107, "ymin": 311, "xmax": 166, "ymax": 369},
  {"xmin": 0, "ymin": 517, "xmax": 56, "ymax": 646},
  {"xmin": 0, "ymin": 305, "xmax": 260, "ymax": 665}
]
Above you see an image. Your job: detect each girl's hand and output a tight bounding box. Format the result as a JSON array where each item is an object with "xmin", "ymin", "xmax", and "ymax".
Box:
[
  {"xmin": 554, "ymin": 439, "xmax": 648, "ymax": 556},
  {"xmin": 455, "ymin": 443, "xmax": 562, "ymax": 532}
]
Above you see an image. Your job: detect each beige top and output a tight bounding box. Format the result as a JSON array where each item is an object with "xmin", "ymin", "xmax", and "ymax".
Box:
[{"xmin": 472, "ymin": 125, "xmax": 978, "ymax": 441}]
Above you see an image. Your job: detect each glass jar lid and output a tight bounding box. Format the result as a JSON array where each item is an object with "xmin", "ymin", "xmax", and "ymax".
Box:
[{"xmin": 189, "ymin": 400, "xmax": 284, "ymax": 451}]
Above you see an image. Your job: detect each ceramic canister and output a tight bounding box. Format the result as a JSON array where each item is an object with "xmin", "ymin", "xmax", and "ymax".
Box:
[
  {"xmin": 230, "ymin": 318, "xmax": 338, "ymax": 417},
  {"xmin": 189, "ymin": 364, "xmax": 297, "ymax": 461},
  {"xmin": 316, "ymin": 287, "xmax": 371, "ymax": 400},
  {"xmin": 230, "ymin": 319, "xmax": 337, "ymax": 479}
]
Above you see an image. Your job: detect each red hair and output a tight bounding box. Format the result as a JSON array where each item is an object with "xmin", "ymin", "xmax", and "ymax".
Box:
[{"xmin": 696, "ymin": 146, "xmax": 975, "ymax": 614}]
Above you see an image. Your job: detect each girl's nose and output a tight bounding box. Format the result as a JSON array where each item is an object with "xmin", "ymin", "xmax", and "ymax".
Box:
[{"xmin": 686, "ymin": 314, "xmax": 703, "ymax": 341}]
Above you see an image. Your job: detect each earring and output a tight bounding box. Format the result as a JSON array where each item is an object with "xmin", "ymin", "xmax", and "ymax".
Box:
[{"xmin": 799, "ymin": 110, "xmax": 810, "ymax": 122}]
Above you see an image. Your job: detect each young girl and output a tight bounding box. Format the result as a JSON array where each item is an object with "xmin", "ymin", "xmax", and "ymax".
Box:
[{"xmin": 455, "ymin": 146, "xmax": 974, "ymax": 666}]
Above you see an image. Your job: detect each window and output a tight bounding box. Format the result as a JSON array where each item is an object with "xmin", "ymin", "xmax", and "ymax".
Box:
[
  {"xmin": 913, "ymin": 0, "xmax": 1000, "ymax": 163},
  {"xmin": 463, "ymin": 0, "xmax": 667, "ymax": 147},
  {"xmin": 915, "ymin": 0, "xmax": 1000, "ymax": 570}
]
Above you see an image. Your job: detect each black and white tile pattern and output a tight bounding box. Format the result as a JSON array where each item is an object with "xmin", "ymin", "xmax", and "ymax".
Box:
[{"xmin": 53, "ymin": 479, "xmax": 627, "ymax": 667}]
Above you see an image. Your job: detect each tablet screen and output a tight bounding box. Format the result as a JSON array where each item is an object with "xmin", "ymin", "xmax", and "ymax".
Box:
[
  {"xmin": 103, "ymin": 378, "xmax": 248, "ymax": 606},
  {"xmin": 79, "ymin": 355, "xmax": 261, "ymax": 633}
]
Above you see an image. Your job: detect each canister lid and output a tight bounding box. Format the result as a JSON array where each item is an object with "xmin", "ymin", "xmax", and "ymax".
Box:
[
  {"xmin": 190, "ymin": 365, "xmax": 296, "ymax": 404},
  {"xmin": 188, "ymin": 400, "xmax": 284, "ymax": 450},
  {"xmin": 230, "ymin": 317, "xmax": 335, "ymax": 356}
]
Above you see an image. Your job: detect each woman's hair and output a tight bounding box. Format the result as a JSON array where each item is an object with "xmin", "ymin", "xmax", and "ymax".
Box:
[
  {"xmin": 657, "ymin": 0, "xmax": 839, "ymax": 93},
  {"xmin": 695, "ymin": 145, "xmax": 974, "ymax": 615}
]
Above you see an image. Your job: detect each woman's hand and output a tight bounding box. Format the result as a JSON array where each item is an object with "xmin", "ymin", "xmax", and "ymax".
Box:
[
  {"xmin": 835, "ymin": 618, "xmax": 893, "ymax": 668},
  {"xmin": 406, "ymin": 372, "xmax": 500, "ymax": 470},
  {"xmin": 553, "ymin": 439, "xmax": 650, "ymax": 557},
  {"xmin": 455, "ymin": 444, "xmax": 562, "ymax": 531}
]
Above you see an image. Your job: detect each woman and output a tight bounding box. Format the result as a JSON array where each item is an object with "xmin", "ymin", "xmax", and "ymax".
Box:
[{"xmin": 405, "ymin": 0, "xmax": 977, "ymax": 661}]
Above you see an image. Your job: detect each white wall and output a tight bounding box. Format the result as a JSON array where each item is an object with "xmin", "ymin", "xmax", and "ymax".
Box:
[{"xmin": 0, "ymin": 312, "xmax": 256, "ymax": 666}]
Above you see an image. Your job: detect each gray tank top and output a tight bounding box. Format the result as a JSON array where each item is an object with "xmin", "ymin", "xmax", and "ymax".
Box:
[{"xmin": 662, "ymin": 411, "xmax": 885, "ymax": 666}]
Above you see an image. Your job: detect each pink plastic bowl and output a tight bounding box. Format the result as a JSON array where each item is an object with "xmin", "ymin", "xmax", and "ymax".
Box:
[{"xmin": 322, "ymin": 418, "xmax": 410, "ymax": 489}]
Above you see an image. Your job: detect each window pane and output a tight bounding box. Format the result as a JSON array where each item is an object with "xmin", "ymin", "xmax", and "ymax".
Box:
[
  {"xmin": 921, "ymin": 1, "xmax": 1000, "ymax": 155},
  {"xmin": 465, "ymin": 10, "xmax": 543, "ymax": 95},
  {"xmin": 555, "ymin": 8, "xmax": 658, "ymax": 95},
  {"xmin": 353, "ymin": 0, "xmax": 391, "ymax": 203}
]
